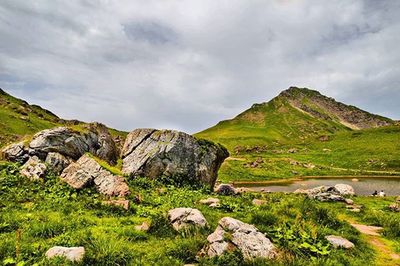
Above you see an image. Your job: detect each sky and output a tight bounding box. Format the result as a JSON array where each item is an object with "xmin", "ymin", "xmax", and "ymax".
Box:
[{"xmin": 0, "ymin": 0, "xmax": 399, "ymax": 133}]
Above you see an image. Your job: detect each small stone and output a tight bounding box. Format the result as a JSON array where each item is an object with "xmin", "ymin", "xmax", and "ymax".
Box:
[
  {"xmin": 325, "ymin": 235, "xmax": 354, "ymax": 249},
  {"xmin": 45, "ymin": 246, "xmax": 85, "ymax": 262},
  {"xmin": 396, "ymin": 196, "xmax": 400, "ymax": 202},
  {"xmin": 214, "ymin": 184, "xmax": 237, "ymax": 195},
  {"xmin": 168, "ymin": 208, "xmax": 208, "ymax": 231},
  {"xmin": 252, "ymin": 199, "xmax": 267, "ymax": 206},
  {"xmin": 102, "ymin": 199, "xmax": 130, "ymax": 210},
  {"xmin": 20, "ymin": 156, "xmax": 47, "ymax": 180},
  {"xmin": 345, "ymin": 198, "xmax": 354, "ymax": 205},
  {"xmin": 199, "ymin": 198, "xmax": 220, "ymax": 205},
  {"xmin": 351, "ymin": 178, "xmax": 359, "ymax": 182},
  {"xmin": 388, "ymin": 203, "xmax": 399, "ymax": 212},
  {"xmin": 135, "ymin": 221, "xmax": 150, "ymax": 232}
]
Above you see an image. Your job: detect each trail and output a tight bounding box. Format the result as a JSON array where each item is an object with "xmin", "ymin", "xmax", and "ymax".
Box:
[{"xmin": 343, "ymin": 217, "xmax": 400, "ymax": 266}]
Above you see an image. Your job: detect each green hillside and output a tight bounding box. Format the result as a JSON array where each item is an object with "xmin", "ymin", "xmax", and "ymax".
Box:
[
  {"xmin": 196, "ymin": 87, "xmax": 400, "ymax": 182},
  {"xmin": 0, "ymin": 88, "xmax": 127, "ymax": 149}
]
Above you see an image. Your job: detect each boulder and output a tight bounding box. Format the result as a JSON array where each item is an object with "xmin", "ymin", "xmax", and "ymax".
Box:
[
  {"xmin": 45, "ymin": 246, "xmax": 85, "ymax": 262},
  {"xmin": 1, "ymin": 142, "xmax": 29, "ymax": 163},
  {"xmin": 202, "ymin": 217, "xmax": 276, "ymax": 260},
  {"xmin": 325, "ymin": 235, "xmax": 354, "ymax": 249},
  {"xmin": 334, "ymin": 184, "xmax": 355, "ymax": 196},
  {"xmin": 215, "ymin": 184, "xmax": 237, "ymax": 195},
  {"xmin": 45, "ymin": 152, "xmax": 72, "ymax": 174},
  {"xmin": 28, "ymin": 124, "xmax": 118, "ymax": 165},
  {"xmin": 61, "ymin": 154, "xmax": 130, "ymax": 197},
  {"xmin": 121, "ymin": 129, "xmax": 229, "ymax": 188},
  {"xmin": 344, "ymin": 198, "xmax": 354, "ymax": 205},
  {"xmin": 168, "ymin": 208, "xmax": 208, "ymax": 231},
  {"xmin": 20, "ymin": 156, "xmax": 46, "ymax": 180}
]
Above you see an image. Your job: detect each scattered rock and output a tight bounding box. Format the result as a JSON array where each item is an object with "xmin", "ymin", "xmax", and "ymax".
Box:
[
  {"xmin": 303, "ymin": 163, "xmax": 315, "ymax": 169},
  {"xmin": 1, "ymin": 142, "xmax": 28, "ymax": 163},
  {"xmin": 202, "ymin": 217, "xmax": 276, "ymax": 259},
  {"xmin": 61, "ymin": 154, "xmax": 130, "ymax": 197},
  {"xmin": 388, "ymin": 203, "xmax": 399, "ymax": 212},
  {"xmin": 319, "ymin": 135, "xmax": 329, "ymax": 142},
  {"xmin": 289, "ymin": 160, "xmax": 299, "ymax": 166},
  {"xmin": 288, "ymin": 148, "xmax": 297, "ymax": 153},
  {"xmin": 322, "ymin": 148, "xmax": 331, "ymax": 152},
  {"xmin": 20, "ymin": 156, "xmax": 47, "ymax": 180},
  {"xmin": 344, "ymin": 198, "xmax": 354, "ymax": 205},
  {"xmin": 45, "ymin": 246, "xmax": 85, "ymax": 262},
  {"xmin": 214, "ymin": 184, "xmax": 237, "ymax": 195},
  {"xmin": 135, "ymin": 221, "xmax": 150, "ymax": 232},
  {"xmin": 200, "ymin": 198, "xmax": 220, "ymax": 206},
  {"xmin": 252, "ymin": 199, "xmax": 267, "ymax": 206},
  {"xmin": 351, "ymin": 178, "xmax": 359, "ymax": 182},
  {"xmin": 102, "ymin": 199, "xmax": 130, "ymax": 210},
  {"xmin": 325, "ymin": 235, "xmax": 354, "ymax": 249},
  {"xmin": 168, "ymin": 208, "xmax": 208, "ymax": 231},
  {"xmin": 396, "ymin": 196, "xmax": 400, "ymax": 202},
  {"xmin": 45, "ymin": 152, "xmax": 72, "ymax": 174},
  {"xmin": 121, "ymin": 129, "xmax": 229, "ymax": 188},
  {"xmin": 334, "ymin": 184, "xmax": 355, "ymax": 196}
]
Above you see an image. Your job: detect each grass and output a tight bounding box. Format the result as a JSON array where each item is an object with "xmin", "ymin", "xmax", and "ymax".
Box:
[{"xmin": 0, "ymin": 162, "xmax": 384, "ymax": 265}]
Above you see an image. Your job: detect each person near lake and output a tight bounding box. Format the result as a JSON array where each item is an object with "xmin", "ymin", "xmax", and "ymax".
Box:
[
  {"xmin": 379, "ymin": 190, "xmax": 386, "ymax": 197},
  {"xmin": 372, "ymin": 190, "xmax": 378, "ymax": 196}
]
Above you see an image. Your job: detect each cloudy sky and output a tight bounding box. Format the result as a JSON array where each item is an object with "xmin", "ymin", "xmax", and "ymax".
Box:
[{"xmin": 0, "ymin": 0, "xmax": 399, "ymax": 133}]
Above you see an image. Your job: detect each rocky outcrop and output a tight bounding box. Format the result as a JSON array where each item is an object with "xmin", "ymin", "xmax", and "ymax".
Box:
[
  {"xmin": 214, "ymin": 184, "xmax": 237, "ymax": 195},
  {"xmin": 45, "ymin": 152, "xmax": 72, "ymax": 174},
  {"xmin": 294, "ymin": 184, "xmax": 355, "ymax": 202},
  {"xmin": 325, "ymin": 235, "xmax": 354, "ymax": 249},
  {"xmin": 202, "ymin": 217, "xmax": 276, "ymax": 260},
  {"xmin": 121, "ymin": 129, "xmax": 229, "ymax": 188},
  {"xmin": 61, "ymin": 154, "xmax": 130, "ymax": 197},
  {"xmin": 168, "ymin": 208, "xmax": 208, "ymax": 231},
  {"xmin": 1, "ymin": 142, "xmax": 29, "ymax": 163},
  {"xmin": 28, "ymin": 124, "xmax": 118, "ymax": 165},
  {"xmin": 45, "ymin": 246, "xmax": 85, "ymax": 262},
  {"xmin": 20, "ymin": 156, "xmax": 47, "ymax": 180}
]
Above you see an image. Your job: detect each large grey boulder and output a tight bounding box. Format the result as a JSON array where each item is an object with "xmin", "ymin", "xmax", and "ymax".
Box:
[
  {"xmin": 61, "ymin": 154, "xmax": 130, "ymax": 197},
  {"xmin": 168, "ymin": 208, "xmax": 208, "ymax": 231},
  {"xmin": 121, "ymin": 129, "xmax": 229, "ymax": 188},
  {"xmin": 334, "ymin": 184, "xmax": 355, "ymax": 196},
  {"xmin": 20, "ymin": 156, "xmax": 47, "ymax": 180},
  {"xmin": 1, "ymin": 142, "xmax": 29, "ymax": 163},
  {"xmin": 202, "ymin": 217, "xmax": 276, "ymax": 260},
  {"xmin": 28, "ymin": 123, "xmax": 118, "ymax": 165},
  {"xmin": 45, "ymin": 246, "xmax": 85, "ymax": 262}
]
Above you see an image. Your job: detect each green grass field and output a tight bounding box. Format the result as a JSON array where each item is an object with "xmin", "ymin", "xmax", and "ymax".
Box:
[{"xmin": 2, "ymin": 162, "xmax": 399, "ymax": 265}]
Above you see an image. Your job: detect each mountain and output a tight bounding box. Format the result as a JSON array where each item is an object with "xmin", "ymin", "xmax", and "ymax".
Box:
[
  {"xmin": 196, "ymin": 87, "xmax": 400, "ymax": 182},
  {"xmin": 0, "ymin": 88, "xmax": 126, "ymax": 148}
]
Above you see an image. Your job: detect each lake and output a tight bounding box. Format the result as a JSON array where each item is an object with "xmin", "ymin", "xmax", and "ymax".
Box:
[{"xmin": 235, "ymin": 177, "xmax": 400, "ymax": 196}]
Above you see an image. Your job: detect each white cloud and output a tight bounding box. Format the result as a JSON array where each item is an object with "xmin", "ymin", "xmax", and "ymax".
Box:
[{"xmin": 0, "ymin": 0, "xmax": 399, "ymax": 133}]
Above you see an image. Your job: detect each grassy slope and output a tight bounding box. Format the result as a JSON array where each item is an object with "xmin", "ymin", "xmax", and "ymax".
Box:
[
  {"xmin": 196, "ymin": 93, "xmax": 400, "ymax": 182},
  {"xmin": 0, "ymin": 89, "xmax": 60, "ymax": 147},
  {"xmin": 3, "ymin": 162, "xmax": 398, "ymax": 265},
  {"xmin": 0, "ymin": 89, "xmax": 128, "ymax": 148}
]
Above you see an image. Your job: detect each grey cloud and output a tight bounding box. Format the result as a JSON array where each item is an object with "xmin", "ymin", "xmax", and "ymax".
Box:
[{"xmin": 0, "ymin": 0, "xmax": 399, "ymax": 133}]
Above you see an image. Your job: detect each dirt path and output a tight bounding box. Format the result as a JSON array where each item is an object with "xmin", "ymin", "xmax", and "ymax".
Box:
[{"xmin": 345, "ymin": 219, "xmax": 400, "ymax": 265}]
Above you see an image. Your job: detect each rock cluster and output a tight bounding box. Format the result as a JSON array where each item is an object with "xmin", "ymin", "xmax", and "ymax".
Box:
[
  {"xmin": 121, "ymin": 129, "xmax": 229, "ymax": 188},
  {"xmin": 294, "ymin": 184, "xmax": 354, "ymax": 202},
  {"xmin": 61, "ymin": 154, "xmax": 130, "ymax": 197},
  {"xmin": 202, "ymin": 217, "xmax": 276, "ymax": 260}
]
